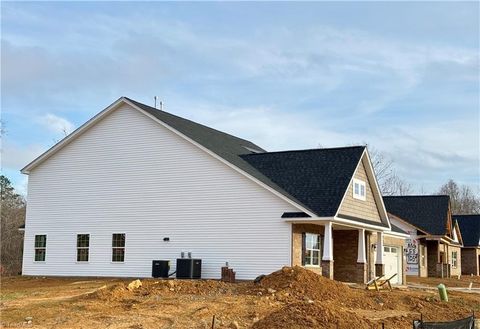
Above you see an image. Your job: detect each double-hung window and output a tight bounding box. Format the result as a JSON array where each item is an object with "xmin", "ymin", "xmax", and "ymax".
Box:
[
  {"xmin": 76, "ymin": 234, "xmax": 90, "ymax": 262},
  {"xmin": 451, "ymin": 251, "xmax": 458, "ymax": 268},
  {"xmin": 304, "ymin": 233, "xmax": 322, "ymax": 266},
  {"xmin": 112, "ymin": 233, "xmax": 126, "ymax": 262},
  {"xmin": 353, "ymin": 179, "xmax": 366, "ymax": 201},
  {"xmin": 34, "ymin": 235, "xmax": 47, "ymax": 261}
]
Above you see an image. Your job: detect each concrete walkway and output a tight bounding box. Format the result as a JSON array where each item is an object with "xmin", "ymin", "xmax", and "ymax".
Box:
[{"xmin": 408, "ymin": 283, "xmax": 480, "ymax": 294}]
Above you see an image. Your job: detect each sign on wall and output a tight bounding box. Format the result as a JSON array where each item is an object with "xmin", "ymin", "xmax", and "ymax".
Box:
[{"xmin": 405, "ymin": 238, "xmax": 419, "ymax": 275}]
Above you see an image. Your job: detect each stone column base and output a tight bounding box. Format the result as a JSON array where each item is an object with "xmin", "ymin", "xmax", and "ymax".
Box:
[
  {"xmin": 353, "ymin": 262, "xmax": 367, "ymax": 283},
  {"xmin": 375, "ymin": 264, "xmax": 385, "ymax": 277},
  {"xmin": 321, "ymin": 260, "xmax": 334, "ymax": 280}
]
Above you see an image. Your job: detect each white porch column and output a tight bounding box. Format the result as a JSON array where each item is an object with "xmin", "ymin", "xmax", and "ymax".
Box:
[
  {"xmin": 322, "ymin": 222, "xmax": 333, "ymax": 261},
  {"xmin": 357, "ymin": 229, "xmax": 366, "ymax": 263},
  {"xmin": 375, "ymin": 231, "xmax": 384, "ymax": 265}
]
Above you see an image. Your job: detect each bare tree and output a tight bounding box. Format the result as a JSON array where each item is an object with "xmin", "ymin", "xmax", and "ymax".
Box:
[
  {"xmin": 0, "ymin": 175, "xmax": 26, "ymax": 275},
  {"xmin": 438, "ymin": 179, "xmax": 480, "ymax": 214},
  {"xmin": 367, "ymin": 146, "xmax": 412, "ymax": 196}
]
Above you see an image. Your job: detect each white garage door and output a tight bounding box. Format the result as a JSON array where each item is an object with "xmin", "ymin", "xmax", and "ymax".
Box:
[{"xmin": 383, "ymin": 246, "xmax": 401, "ymax": 284}]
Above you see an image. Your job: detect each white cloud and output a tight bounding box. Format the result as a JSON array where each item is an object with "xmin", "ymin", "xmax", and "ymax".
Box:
[
  {"xmin": 1, "ymin": 141, "xmax": 45, "ymax": 170},
  {"xmin": 39, "ymin": 113, "xmax": 75, "ymax": 135}
]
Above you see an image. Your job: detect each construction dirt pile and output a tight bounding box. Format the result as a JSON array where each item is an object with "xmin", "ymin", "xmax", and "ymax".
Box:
[
  {"xmin": 252, "ymin": 302, "xmax": 374, "ymax": 329},
  {"xmin": 5, "ymin": 267, "xmax": 478, "ymax": 329},
  {"xmin": 257, "ymin": 266, "xmax": 351, "ymax": 300}
]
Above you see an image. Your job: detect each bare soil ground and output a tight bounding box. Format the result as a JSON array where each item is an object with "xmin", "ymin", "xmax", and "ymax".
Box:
[{"xmin": 1, "ymin": 267, "xmax": 479, "ymax": 329}]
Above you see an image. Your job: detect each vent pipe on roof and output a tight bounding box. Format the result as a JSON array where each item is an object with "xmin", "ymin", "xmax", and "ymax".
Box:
[{"xmin": 153, "ymin": 97, "xmax": 164, "ymax": 111}]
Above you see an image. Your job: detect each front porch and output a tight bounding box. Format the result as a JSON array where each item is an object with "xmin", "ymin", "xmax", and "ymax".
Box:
[
  {"xmin": 292, "ymin": 222, "xmax": 393, "ymax": 284},
  {"xmin": 425, "ymin": 240, "xmax": 461, "ymax": 278}
]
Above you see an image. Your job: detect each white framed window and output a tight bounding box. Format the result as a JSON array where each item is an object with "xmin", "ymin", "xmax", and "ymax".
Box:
[
  {"xmin": 304, "ymin": 233, "xmax": 322, "ymax": 266},
  {"xmin": 353, "ymin": 178, "xmax": 366, "ymax": 201},
  {"xmin": 34, "ymin": 235, "xmax": 47, "ymax": 262},
  {"xmin": 451, "ymin": 251, "xmax": 458, "ymax": 268},
  {"xmin": 112, "ymin": 233, "xmax": 125, "ymax": 262},
  {"xmin": 76, "ymin": 234, "xmax": 90, "ymax": 262}
]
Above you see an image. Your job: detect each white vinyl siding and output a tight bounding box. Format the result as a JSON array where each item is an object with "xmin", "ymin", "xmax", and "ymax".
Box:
[{"xmin": 22, "ymin": 104, "xmax": 299, "ymax": 279}]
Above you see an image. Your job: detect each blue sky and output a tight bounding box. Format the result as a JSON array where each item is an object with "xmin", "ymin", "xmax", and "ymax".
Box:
[{"xmin": 1, "ymin": 2, "xmax": 479, "ymax": 196}]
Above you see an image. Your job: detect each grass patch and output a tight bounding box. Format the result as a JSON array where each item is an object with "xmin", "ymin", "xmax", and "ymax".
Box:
[{"xmin": 0, "ymin": 291, "xmax": 26, "ymax": 301}]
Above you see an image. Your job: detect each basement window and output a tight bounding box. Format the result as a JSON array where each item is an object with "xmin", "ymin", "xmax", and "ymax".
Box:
[
  {"xmin": 77, "ymin": 234, "xmax": 90, "ymax": 262},
  {"xmin": 451, "ymin": 251, "xmax": 458, "ymax": 268},
  {"xmin": 304, "ymin": 233, "xmax": 322, "ymax": 266},
  {"xmin": 112, "ymin": 233, "xmax": 125, "ymax": 262},
  {"xmin": 353, "ymin": 179, "xmax": 366, "ymax": 201},
  {"xmin": 34, "ymin": 235, "xmax": 47, "ymax": 262}
]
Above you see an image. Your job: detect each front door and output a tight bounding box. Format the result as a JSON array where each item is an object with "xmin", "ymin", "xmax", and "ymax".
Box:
[{"xmin": 383, "ymin": 246, "xmax": 400, "ymax": 284}]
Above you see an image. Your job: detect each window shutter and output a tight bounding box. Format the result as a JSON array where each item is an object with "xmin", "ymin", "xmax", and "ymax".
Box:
[{"xmin": 301, "ymin": 232, "xmax": 306, "ymax": 266}]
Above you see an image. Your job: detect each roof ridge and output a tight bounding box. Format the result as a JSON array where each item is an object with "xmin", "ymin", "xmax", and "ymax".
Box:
[
  {"xmin": 124, "ymin": 97, "xmax": 261, "ymax": 147},
  {"xmin": 242, "ymin": 145, "xmax": 365, "ymax": 156},
  {"xmin": 383, "ymin": 195, "xmax": 449, "ymax": 198}
]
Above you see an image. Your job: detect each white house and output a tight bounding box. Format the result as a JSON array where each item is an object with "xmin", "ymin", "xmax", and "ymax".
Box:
[{"xmin": 21, "ymin": 97, "xmax": 407, "ymax": 282}]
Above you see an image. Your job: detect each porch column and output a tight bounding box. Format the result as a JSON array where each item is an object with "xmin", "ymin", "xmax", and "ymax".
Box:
[
  {"xmin": 375, "ymin": 231, "xmax": 385, "ymax": 276},
  {"xmin": 323, "ymin": 222, "xmax": 333, "ymax": 261},
  {"xmin": 357, "ymin": 229, "xmax": 366, "ymax": 263},
  {"xmin": 355, "ymin": 228, "xmax": 367, "ymax": 283},
  {"xmin": 321, "ymin": 222, "xmax": 334, "ymax": 279}
]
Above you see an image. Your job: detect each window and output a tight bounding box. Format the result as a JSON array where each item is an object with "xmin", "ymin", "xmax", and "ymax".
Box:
[
  {"xmin": 353, "ymin": 179, "xmax": 366, "ymax": 201},
  {"xmin": 112, "ymin": 233, "xmax": 125, "ymax": 262},
  {"xmin": 34, "ymin": 235, "xmax": 47, "ymax": 261},
  {"xmin": 304, "ymin": 233, "xmax": 322, "ymax": 266},
  {"xmin": 451, "ymin": 251, "xmax": 458, "ymax": 268},
  {"xmin": 77, "ymin": 234, "xmax": 90, "ymax": 262}
]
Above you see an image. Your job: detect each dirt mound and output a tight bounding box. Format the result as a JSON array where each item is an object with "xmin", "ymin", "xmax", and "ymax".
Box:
[
  {"xmin": 252, "ymin": 302, "xmax": 373, "ymax": 329},
  {"xmin": 258, "ymin": 266, "xmax": 358, "ymax": 302},
  {"xmin": 85, "ymin": 283, "xmax": 133, "ymax": 301}
]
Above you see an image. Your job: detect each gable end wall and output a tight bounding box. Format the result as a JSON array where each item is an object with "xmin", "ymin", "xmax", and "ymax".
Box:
[
  {"xmin": 22, "ymin": 104, "xmax": 300, "ymax": 279},
  {"xmin": 338, "ymin": 157, "xmax": 382, "ymax": 223}
]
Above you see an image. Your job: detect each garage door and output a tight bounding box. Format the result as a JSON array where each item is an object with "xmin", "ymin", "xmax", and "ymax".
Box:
[{"xmin": 383, "ymin": 246, "xmax": 401, "ymax": 284}]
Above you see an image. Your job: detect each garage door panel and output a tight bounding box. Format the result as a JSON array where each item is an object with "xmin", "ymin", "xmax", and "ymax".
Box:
[{"xmin": 383, "ymin": 246, "xmax": 400, "ymax": 284}]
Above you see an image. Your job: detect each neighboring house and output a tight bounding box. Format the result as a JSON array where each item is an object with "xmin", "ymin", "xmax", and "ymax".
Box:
[
  {"xmin": 384, "ymin": 196, "xmax": 463, "ymax": 278},
  {"xmin": 21, "ymin": 97, "xmax": 406, "ymax": 283},
  {"xmin": 454, "ymin": 215, "xmax": 480, "ymax": 276}
]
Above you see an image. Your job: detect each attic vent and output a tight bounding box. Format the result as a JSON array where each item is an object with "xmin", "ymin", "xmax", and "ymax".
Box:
[{"xmin": 243, "ymin": 146, "xmax": 263, "ymax": 154}]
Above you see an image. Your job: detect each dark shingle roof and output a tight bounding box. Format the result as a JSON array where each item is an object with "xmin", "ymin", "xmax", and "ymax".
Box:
[
  {"xmin": 240, "ymin": 147, "xmax": 366, "ymax": 217},
  {"xmin": 128, "ymin": 98, "xmax": 381, "ymax": 223},
  {"xmin": 454, "ymin": 215, "xmax": 480, "ymax": 247},
  {"xmin": 383, "ymin": 195, "xmax": 450, "ymax": 235}
]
